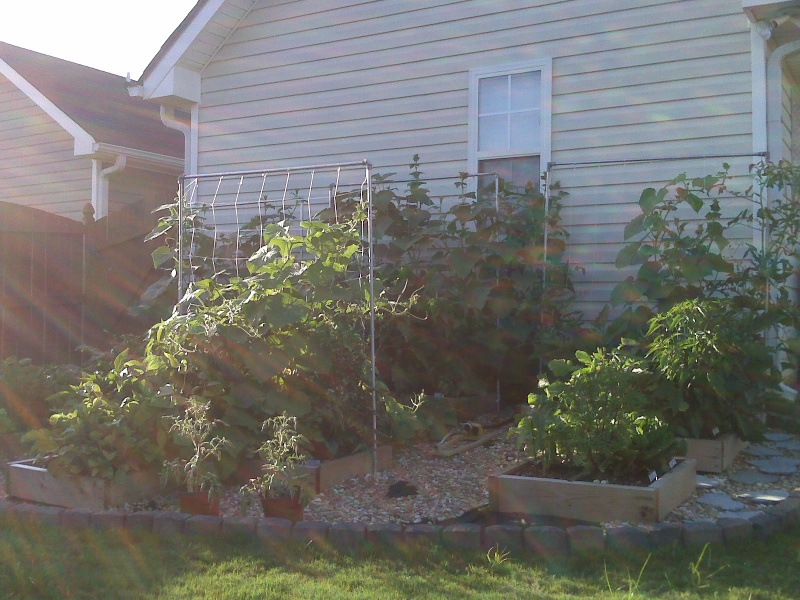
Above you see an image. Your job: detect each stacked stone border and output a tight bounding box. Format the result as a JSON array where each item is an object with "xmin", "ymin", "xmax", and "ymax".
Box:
[{"xmin": 1, "ymin": 494, "xmax": 798, "ymax": 558}]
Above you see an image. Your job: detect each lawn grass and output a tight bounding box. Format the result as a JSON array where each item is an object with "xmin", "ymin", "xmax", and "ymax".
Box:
[{"xmin": 0, "ymin": 515, "xmax": 798, "ymax": 599}]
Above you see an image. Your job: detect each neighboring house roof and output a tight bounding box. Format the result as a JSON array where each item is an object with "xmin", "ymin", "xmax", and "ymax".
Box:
[
  {"xmin": 135, "ymin": 0, "xmax": 257, "ymax": 106},
  {"xmin": 0, "ymin": 40, "xmax": 183, "ymax": 160}
]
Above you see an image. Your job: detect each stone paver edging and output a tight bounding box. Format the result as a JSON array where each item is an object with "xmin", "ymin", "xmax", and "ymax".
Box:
[{"xmin": 2, "ymin": 494, "xmax": 798, "ymax": 559}]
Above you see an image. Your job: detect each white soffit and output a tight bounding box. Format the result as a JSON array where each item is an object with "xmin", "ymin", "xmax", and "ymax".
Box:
[{"xmin": 141, "ymin": 0, "xmax": 257, "ymax": 103}]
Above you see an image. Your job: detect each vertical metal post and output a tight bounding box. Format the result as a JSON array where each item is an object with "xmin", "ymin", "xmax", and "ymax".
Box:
[
  {"xmin": 365, "ymin": 161, "xmax": 379, "ymax": 476},
  {"xmin": 177, "ymin": 176, "xmax": 185, "ymax": 307},
  {"xmin": 494, "ymin": 175, "xmax": 501, "ymax": 414}
]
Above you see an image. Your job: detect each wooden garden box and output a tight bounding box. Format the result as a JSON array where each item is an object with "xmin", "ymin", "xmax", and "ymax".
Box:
[
  {"xmin": 488, "ymin": 458, "xmax": 696, "ymax": 524},
  {"xmin": 232, "ymin": 445, "xmax": 393, "ymax": 493},
  {"xmin": 6, "ymin": 459, "xmax": 162, "ymax": 511},
  {"xmin": 681, "ymin": 434, "xmax": 747, "ymax": 473}
]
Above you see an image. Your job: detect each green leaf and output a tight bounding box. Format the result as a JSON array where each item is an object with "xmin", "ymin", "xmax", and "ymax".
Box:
[
  {"xmin": 638, "ymin": 188, "xmax": 659, "ymax": 215},
  {"xmin": 610, "ymin": 278, "xmax": 643, "ymax": 306},
  {"xmin": 685, "ymin": 193, "xmax": 704, "ymax": 212},
  {"xmin": 623, "ymin": 214, "xmax": 646, "ymax": 240},
  {"xmin": 151, "ymin": 245, "xmax": 173, "ymax": 269},
  {"xmin": 448, "ymin": 248, "xmax": 480, "ymax": 278},
  {"xmin": 615, "ymin": 242, "xmax": 643, "ymax": 268}
]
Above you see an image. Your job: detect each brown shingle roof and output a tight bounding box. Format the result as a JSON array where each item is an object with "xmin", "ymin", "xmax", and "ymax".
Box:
[{"xmin": 0, "ymin": 40, "xmax": 183, "ymax": 158}]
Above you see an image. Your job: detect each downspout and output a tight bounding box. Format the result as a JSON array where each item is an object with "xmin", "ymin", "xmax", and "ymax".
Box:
[
  {"xmin": 95, "ymin": 154, "xmax": 127, "ymax": 221},
  {"xmin": 160, "ymin": 105, "xmax": 191, "ymax": 175}
]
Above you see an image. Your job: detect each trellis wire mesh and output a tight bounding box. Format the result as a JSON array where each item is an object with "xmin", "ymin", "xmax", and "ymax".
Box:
[{"xmin": 177, "ymin": 160, "xmax": 380, "ymax": 472}]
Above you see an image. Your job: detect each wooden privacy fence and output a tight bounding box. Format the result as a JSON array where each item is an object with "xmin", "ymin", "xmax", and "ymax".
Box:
[{"xmin": 0, "ymin": 201, "xmax": 160, "ymax": 364}]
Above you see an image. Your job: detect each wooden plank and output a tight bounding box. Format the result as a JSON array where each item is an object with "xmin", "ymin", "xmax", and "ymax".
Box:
[
  {"xmin": 6, "ymin": 459, "xmax": 163, "ymax": 511},
  {"xmin": 488, "ymin": 458, "xmax": 696, "ymax": 524},
  {"xmin": 6, "ymin": 460, "xmax": 107, "ymax": 511},
  {"xmin": 434, "ymin": 428, "xmax": 504, "ymax": 458},
  {"xmin": 314, "ymin": 445, "xmax": 393, "ymax": 492},
  {"xmin": 652, "ymin": 459, "xmax": 698, "ymax": 520},
  {"xmin": 681, "ymin": 434, "xmax": 747, "ymax": 473}
]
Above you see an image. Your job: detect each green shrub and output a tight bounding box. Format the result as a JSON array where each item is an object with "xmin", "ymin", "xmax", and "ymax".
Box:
[
  {"xmin": 646, "ymin": 298, "xmax": 779, "ymax": 440},
  {"xmin": 21, "ymin": 350, "xmax": 168, "ymax": 479},
  {"xmin": 369, "ymin": 157, "xmax": 578, "ymax": 402},
  {"xmin": 0, "ymin": 358, "xmax": 79, "ymax": 433},
  {"xmin": 515, "ymin": 347, "xmax": 682, "ymax": 480}
]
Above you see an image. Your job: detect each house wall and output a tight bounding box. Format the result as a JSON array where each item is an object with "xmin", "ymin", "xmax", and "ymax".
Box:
[
  {"xmin": 108, "ymin": 168, "xmax": 178, "ymax": 230},
  {"xmin": 193, "ymin": 0, "xmax": 757, "ymax": 316},
  {"xmin": 0, "ymin": 73, "xmax": 92, "ymax": 221}
]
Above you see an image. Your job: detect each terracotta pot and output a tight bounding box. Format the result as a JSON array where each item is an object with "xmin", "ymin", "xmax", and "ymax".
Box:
[
  {"xmin": 178, "ymin": 491, "xmax": 220, "ymax": 516},
  {"xmin": 259, "ymin": 494, "xmax": 304, "ymax": 522}
]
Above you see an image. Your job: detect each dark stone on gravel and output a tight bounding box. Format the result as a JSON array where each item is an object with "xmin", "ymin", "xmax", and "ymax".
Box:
[
  {"xmin": 696, "ymin": 475, "xmax": 721, "ymax": 489},
  {"xmin": 729, "ymin": 470, "xmax": 780, "ymax": 485},
  {"xmin": 750, "ymin": 458, "xmax": 800, "ymax": 475},
  {"xmin": 744, "ymin": 445, "xmax": 782, "ymax": 457},
  {"xmin": 735, "ymin": 489, "xmax": 789, "ymax": 504},
  {"xmin": 696, "ymin": 492, "xmax": 746, "ymax": 511},
  {"xmin": 776, "ymin": 440, "xmax": 800, "ymax": 451},
  {"xmin": 387, "ymin": 480, "xmax": 418, "ymax": 498}
]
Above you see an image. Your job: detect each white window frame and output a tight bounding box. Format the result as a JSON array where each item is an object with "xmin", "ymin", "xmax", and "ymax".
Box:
[{"xmin": 468, "ymin": 59, "xmax": 552, "ymax": 189}]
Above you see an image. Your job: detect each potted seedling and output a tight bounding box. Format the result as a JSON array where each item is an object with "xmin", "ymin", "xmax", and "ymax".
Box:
[
  {"xmin": 162, "ymin": 398, "xmax": 228, "ymax": 516},
  {"xmin": 239, "ymin": 413, "xmax": 311, "ymax": 522}
]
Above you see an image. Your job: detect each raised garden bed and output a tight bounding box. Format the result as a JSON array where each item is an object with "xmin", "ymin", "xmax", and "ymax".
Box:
[
  {"xmin": 681, "ymin": 434, "xmax": 747, "ymax": 473},
  {"xmin": 5, "ymin": 459, "xmax": 162, "ymax": 511},
  {"xmin": 232, "ymin": 445, "xmax": 393, "ymax": 494},
  {"xmin": 487, "ymin": 458, "xmax": 697, "ymax": 524}
]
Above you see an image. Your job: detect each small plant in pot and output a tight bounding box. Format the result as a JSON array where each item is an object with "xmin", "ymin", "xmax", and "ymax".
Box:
[
  {"xmin": 239, "ymin": 413, "xmax": 312, "ymax": 522},
  {"xmin": 161, "ymin": 398, "xmax": 228, "ymax": 516}
]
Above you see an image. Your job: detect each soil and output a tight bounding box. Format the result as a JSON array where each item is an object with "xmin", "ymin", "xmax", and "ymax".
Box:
[{"xmin": 509, "ymin": 461, "xmax": 663, "ymax": 487}]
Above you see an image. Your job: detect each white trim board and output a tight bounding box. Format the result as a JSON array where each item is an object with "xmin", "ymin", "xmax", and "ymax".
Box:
[{"xmin": 0, "ymin": 57, "xmax": 95, "ymax": 155}]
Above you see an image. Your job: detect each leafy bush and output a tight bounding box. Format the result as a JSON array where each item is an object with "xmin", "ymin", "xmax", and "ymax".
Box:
[
  {"xmin": 646, "ymin": 298, "xmax": 779, "ymax": 440},
  {"xmin": 22, "ymin": 350, "xmax": 168, "ymax": 479},
  {"xmin": 609, "ymin": 162, "xmax": 800, "ymax": 359},
  {"xmin": 515, "ymin": 348, "xmax": 682, "ymax": 480},
  {"xmin": 144, "ymin": 214, "xmax": 394, "ymax": 467},
  {"xmin": 0, "ymin": 358, "xmax": 79, "ymax": 433},
  {"xmin": 369, "ymin": 157, "xmax": 578, "ymax": 402}
]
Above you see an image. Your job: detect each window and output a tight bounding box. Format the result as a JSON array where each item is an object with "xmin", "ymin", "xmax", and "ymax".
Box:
[{"xmin": 468, "ymin": 59, "xmax": 552, "ymax": 191}]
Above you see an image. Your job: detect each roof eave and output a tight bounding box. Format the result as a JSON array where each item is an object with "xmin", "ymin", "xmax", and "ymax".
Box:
[
  {"xmin": 137, "ymin": 0, "xmax": 227, "ymax": 105},
  {"xmin": 0, "ymin": 56, "xmax": 96, "ymax": 155}
]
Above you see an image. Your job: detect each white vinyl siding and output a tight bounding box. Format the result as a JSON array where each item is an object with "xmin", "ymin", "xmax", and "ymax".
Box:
[
  {"xmin": 0, "ymin": 74, "xmax": 92, "ymax": 221},
  {"xmin": 192, "ymin": 0, "xmax": 755, "ymax": 316}
]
